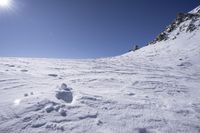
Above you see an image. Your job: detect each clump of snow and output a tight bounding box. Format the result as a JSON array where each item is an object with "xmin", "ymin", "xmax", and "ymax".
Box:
[
  {"xmin": 55, "ymin": 83, "xmax": 73, "ymax": 103},
  {"xmin": 45, "ymin": 104, "xmax": 54, "ymax": 113},
  {"xmin": 53, "ymin": 105, "xmax": 60, "ymax": 111},
  {"xmin": 43, "ymin": 101, "xmax": 67, "ymax": 117},
  {"xmin": 58, "ymin": 108, "xmax": 67, "ymax": 116}
]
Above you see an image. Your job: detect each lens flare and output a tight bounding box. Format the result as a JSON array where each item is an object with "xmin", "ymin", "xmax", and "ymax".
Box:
[{"xmin": 0, "ymin": 0, "xmax": 11, "ymax": 8}]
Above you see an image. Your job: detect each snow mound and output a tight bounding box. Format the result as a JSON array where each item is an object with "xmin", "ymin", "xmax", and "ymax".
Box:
[{"xmin": 55, "ymin": 83, "xmax": 73, "ymax": 103}]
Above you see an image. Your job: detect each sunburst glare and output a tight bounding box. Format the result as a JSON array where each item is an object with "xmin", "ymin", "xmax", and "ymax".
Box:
[{"xmin": 0, "ymin": 0, "xmax": 11, "ymax": 8}]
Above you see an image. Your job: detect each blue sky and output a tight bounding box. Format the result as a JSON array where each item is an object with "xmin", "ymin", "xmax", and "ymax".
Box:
[{"xmin": 0, "ymin": 0, "xmax": 199, "ymax": 58}]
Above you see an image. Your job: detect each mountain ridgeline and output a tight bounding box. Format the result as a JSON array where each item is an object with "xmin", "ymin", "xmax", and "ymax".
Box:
[{"xmin": 148, "ymin": 5, "xmax": 200, "ymax": 45}]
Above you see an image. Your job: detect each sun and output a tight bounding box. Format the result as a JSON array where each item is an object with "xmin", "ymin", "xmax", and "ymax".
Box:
[{"xmin": 0, "ymin": 0, "xmax": 11, "ymax": 8}]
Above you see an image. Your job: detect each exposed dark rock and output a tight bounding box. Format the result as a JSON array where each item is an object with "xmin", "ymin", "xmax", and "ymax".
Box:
[
  {"xmin": 129, "ymin": 45, "xmax": 140, "ymax": 52},
  {"xmin": 187, "ymin": 23, "xmax": 196, "ymax": 32},
  {"xmin": 148, "ymin": 12, "xmax": 200, "ymax": 45}
]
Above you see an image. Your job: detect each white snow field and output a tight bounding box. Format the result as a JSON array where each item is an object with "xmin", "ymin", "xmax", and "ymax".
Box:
[{"xmin": 0, "ymin": 6, "xmax": 200, "ymax": 133}]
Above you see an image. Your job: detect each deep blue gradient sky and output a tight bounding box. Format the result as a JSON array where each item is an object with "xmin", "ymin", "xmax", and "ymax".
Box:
[{"xmin": 0, "ymin": 0, "xmax": 199, "ymax": 58}]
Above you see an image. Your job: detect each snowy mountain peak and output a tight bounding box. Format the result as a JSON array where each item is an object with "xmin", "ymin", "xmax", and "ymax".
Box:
[
  {"xmin": 149, "ymin": 5, "xmax": 200, "ymax": 45},
  {"xmin": 189, "ymin": 5, "xmax": 200, "ymax": 14}
]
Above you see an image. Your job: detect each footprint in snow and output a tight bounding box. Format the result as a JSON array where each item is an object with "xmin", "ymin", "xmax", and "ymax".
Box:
[
  {"xmin": 177, "ymin": 62, "xmax": 192, "ymax": 68},
  {"xmin": 24, "ymin": 92, "xmax": 34, "ymax": 97},
  {"xmin": 48, "ymin": 74, "xmax": 58, "ymax": 77},
  {"xmin": 5, "ymin": 64, "xmax": 15, "ymax": 67},
  {"xmin": 138, "ymin": 128, "xmax": 148, "ymax": 133},
  {"xmin": 21, "ymin": 69, "xmax": 28, "ymax": 72}
]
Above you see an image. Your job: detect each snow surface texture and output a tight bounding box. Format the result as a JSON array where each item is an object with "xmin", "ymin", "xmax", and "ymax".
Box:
[{"xmin": 0, "ymin": 6, "xmax": 200, "ymax": 133}]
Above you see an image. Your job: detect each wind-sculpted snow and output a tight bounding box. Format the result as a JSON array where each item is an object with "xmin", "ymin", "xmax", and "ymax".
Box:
[
  {"xmin": 0, "ymin": 5, "xmax": 200, "ymax": 133},
  {"xmin": 0, "ymin": 53, "xmax": 200, "ymax": 133}
]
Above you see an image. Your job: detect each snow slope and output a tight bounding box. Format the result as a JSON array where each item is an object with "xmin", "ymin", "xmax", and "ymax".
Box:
[{"xmin": 0, "ymin": 6, "xmax": 200, "ymax": 133}]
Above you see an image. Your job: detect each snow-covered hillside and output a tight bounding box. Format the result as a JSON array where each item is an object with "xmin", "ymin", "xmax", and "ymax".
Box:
[{"xmin": 0, "ymin": 6, "xmax": 200, "ymax": 133}]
